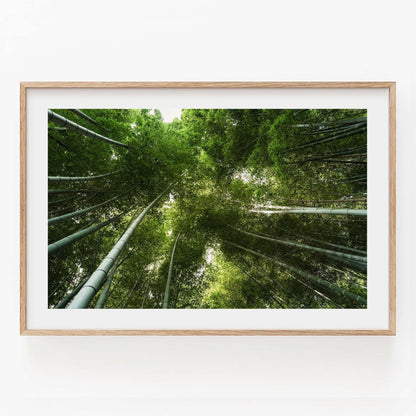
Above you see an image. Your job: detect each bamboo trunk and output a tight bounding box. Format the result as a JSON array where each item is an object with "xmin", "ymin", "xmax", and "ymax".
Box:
[
  {"xmin": 251, "ymin": 207, "xmax": 367, "ymax": 216},
  {"xmin": 285, "ymin": 145, "xmax": 367, "ymax": 164},
  {"xmin": 48, "ymin": 194, "xmax": 82, "ymax": 205},
  {"xmin": 227, "ymin": 225, "xmax": 367, "ymax": 268},
  {"xmin": 308, "ymin": 121, "xmax": 367, "ymax": 135},
  {"xmin": 70, "ymin": 109, "xmax": 111, "ymax": 132},
  {"xmin": 68, "ymin": 183, "xmax": 174, "ymax": 308},
  {"xmin": 121, "ymin": 273, "xmax": 143, "ymax": 308},
  {"xmin": 48, "ymin": 171, "xmax": 116, "ymax": 183},
  {"xmin": 298, "ymin": 236, "xmax": 366, "ymax": 256},
  {"xmin": 48, "ymin": 110, "xmax": 128, "ymax": 148},
  {"xmin": 54, "ymin": 277, "xmax": 89, "ymax": 309},
  {"xmin": 48, "ymin": 189, "xmax": 104, "ymax": 195},
  {"xmin": 225, "ymin": 241, "xmax": 366, "ymax": 305},
  {"xmin": 94, "ymin": 246, "xmax": 138, "ymax": 308},
  {"xmin": 237, "ymin": 265, "xmax": 288, "ymax": 308},
  {"xmin": 283, "ymin": 125, "xmax": 366, "ymax": 153},
  {"xmin": 140, "ymin": 277, "xmax": 152, "ymax": 308},
  {"xmin": 48, "ymin": 213, "xmax": 123, "ymax": 256},
  {"xmin": 293, "ymin": 117, "xmax": 367, "ymax": 131},
  {"xmin": 163, "ymin": 234, "xmax": 181, "ymax": 309},
  {"xmin": 94, "ymin": 259, "xmax": 121, "ymax": 309},
  {"xmin": 285, "ymin": 271, "xmax": 343, "ymax": 308},
  {"xmin": 268, "ymin": 224, "xmax": 366, "ymax": 255},
  {"xmin": 48, "ymin": 195, "xmax": 119, "ymax": 226}
]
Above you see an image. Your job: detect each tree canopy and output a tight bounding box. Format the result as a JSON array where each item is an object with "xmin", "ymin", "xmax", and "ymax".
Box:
[{"xmin": 48, "ymin": 108, "xmax": 367, "ymax": 309}]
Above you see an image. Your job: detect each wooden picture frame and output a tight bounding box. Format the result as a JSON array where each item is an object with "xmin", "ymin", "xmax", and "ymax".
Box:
[{"xmin": 20, "ymin": 81, "xmax": 396, "ymax": 335}]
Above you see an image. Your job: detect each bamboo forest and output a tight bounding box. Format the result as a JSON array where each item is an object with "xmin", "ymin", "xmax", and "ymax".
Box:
[{"xmin": 48, "ymin": 108, "xmax": 367, "ymax": 309}]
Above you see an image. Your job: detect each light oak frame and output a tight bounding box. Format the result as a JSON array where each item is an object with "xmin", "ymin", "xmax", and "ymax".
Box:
[{"xmin": 20, "ymin": 82, "xmax": 396, "ymax": 335}]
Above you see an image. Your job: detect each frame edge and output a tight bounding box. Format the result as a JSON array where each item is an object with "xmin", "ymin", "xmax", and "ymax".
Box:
[
  {"xmin": 20, "ymin": 329, "xmax": 396, "ymax": 336},
  {"xmin": 20, "ymin": 81, "xmax": 396, "ymax": 89},
  {"xmin": 20, "ymin": 82, "xmax": 27, "ymax": 335},
  {"xmin": 388, "ymin": 82, "xmax": 396, "ymax": 335},
  {"xmin": 20, "ymin": 81, "xmax": 397, "ymax": 336}
]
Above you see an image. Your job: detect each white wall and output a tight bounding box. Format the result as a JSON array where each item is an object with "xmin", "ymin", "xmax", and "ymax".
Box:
[{"xmin": 1, "ymin": 1, "xmax": 415, "ymax": 415}]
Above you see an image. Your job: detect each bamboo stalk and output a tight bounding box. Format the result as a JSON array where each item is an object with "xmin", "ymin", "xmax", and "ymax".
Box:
[
  {"xmin": 121, "ymin": 273, "xmax": 143, "ymax": 308},
  {"xmin": 67, "ymin": 183, "xmax": 174, "ymax": 308},
  {"xmin": 48, "ymin": 110, "xmax": 128, "ymax": 148},
  {"xmin": 251, "ymin": 207, "xmax": 367, "ymax": 216},
  {"xmin": 54, "ymin": 277, "xmax": 89, "ymax": 309},
  {"xmin": 48, "ymin": 189, "xmax": 105, "ymax": 195},
  {"xmin": 69, "ymin": 109, "xmax": 111, "ymax": 132},
  {"xmin": 48, "ymin": 195, "xmax": 119, "ymax": 225},
  {"xmin": 227, "ymin": 224, "xmax": 367, "ymax": 267},
  {"xmin": 48, "ymin": 213, "xmax": 124, "ymax": 256},
  {"xmin": 48, "ymin": 171, "xmax": 116, "ymax": 183},
  {"xmin": 224, "ymin": 241, "xmax": 366, "ymax": 305},
  {"xmin": 282, "ymin": 125, "xmax": 366, "ymax": 153},
  {"xmin": 163, "ymin": 234, "xmax": 181, "ymax": 309}
]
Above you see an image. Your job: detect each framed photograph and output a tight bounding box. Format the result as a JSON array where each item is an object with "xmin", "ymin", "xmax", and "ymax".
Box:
[{"xmin": 20, "ymin": 82, "xmax": 396, "ymax": 335}]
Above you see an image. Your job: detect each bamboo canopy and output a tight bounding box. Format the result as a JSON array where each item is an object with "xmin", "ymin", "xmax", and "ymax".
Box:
[{"xmin": 47, "ymin": 108, "xmax": 368, "ymax": 311}]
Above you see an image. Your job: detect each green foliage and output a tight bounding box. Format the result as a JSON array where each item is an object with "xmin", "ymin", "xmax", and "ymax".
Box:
[{"xmin": 48, "ymin": 108, "xmax": 367, "ymax": 309}]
